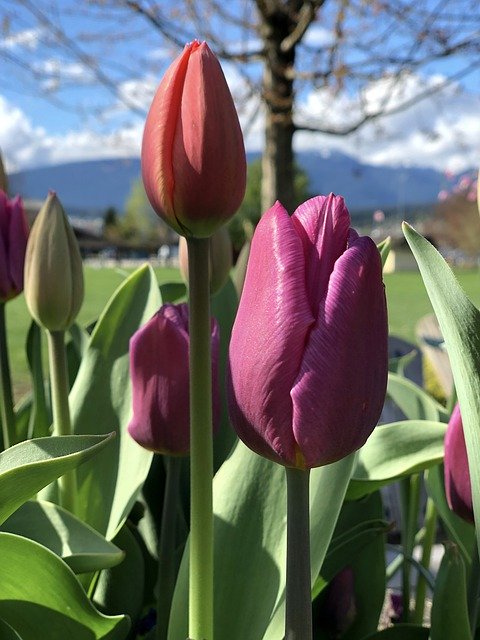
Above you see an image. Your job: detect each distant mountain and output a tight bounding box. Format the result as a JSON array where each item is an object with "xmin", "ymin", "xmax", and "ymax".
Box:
[{"xmin": 9, "ymin": 152, "xmax": 447, "ymax": 219}]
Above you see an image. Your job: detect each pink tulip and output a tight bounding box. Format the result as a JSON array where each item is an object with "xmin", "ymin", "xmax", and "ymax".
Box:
[
  {"xmin": 444, "ymin": 404, "xmax": 473, "ymax": 524},
  {"xmin": 128, "ymin": 303, "xmax": 220, "ymax": 455},
  {"xmin": 0, "ymin": 191, "xmax": 29, "ymax": 302},
  {"xmin": 142, "ymin": 41, "xmax": 246, "ymax": 238},
  {"xmin": 227, "ymin": 194, "xmax": 388, "ymax": 469}
]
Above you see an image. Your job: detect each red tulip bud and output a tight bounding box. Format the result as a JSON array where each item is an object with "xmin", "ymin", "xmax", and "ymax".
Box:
[
  {"xmin": 128, "ymin": 303, "xmax": 220, "ymax": 455},
  {"xmin": 142, "ymin": 41, "xmax": 246, "ymax": 238},
  {"xmin": 227, "ymin": 194, "xmax": 388, "ymax": 469},
  {"xmin": 444, "ymin": 403, "xmax": 474, "ymax": 524},
  {"xmin": 0, "ymin": 191, "xmax": 29, "ymax": 302}
]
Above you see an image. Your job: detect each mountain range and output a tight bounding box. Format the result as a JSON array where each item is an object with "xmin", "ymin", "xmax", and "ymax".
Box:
[{"xmin": 9, "ymin": 151, "xmax": 448, "ymax": 219}]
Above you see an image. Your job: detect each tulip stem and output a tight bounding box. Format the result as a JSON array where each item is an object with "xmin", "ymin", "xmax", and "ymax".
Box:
[
  {"xmin": 156, "ymin": 455, "xmax": 182, "ymax": 640},
  {"xmin": 47, "ymin": 330, "xmax": 77, "ymax": 513},
  {"xmin": 285, "ymin": 467, "xmax": 312, "ymax": 640},
  {"xmin": 187, "ymin": 237, "xmax": 213, "ymax": 640},
  {"xmin": 0, "ymin": 302, "xmax": 15, "ymax": 450},
  {"xmin": 413, "ymin": 495, "xmax": 437, "ymax": 624},
  {"xmin": 400, "ymin": 473, "xmax": 421, "ymax": 622}
]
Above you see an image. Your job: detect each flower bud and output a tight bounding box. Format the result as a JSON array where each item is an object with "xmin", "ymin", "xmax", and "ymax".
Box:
[
  {"xmin": 227, "ymin": 194, "xmax": 388, "ymax": 469},
  {"xmin": 179, "ymin": 226, "xmax": 233, "ymax": 295},
  {"xmin": 0, "ymin": 191, "xmax": 29, "ymax": 302},
  {"xmin": 24, "ymin": 191, "xmax": 84, "ymax": 331},
  {"xmin": 142, "ymin": 40, "xmax": 246, "ymax": 238},
  {"xmin": 444, "ymin": 403, "xmax": 473, "ymax": 524},
  {"xmin": 0, "ymin": 151, "xmax": 8, "ymax": 193},
  {"xmin": 128, "ymin": 303, "xmax": 220, "ymax": 455}
]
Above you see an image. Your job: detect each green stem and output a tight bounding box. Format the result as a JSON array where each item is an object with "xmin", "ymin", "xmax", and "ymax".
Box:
[
  {"xmin": 285, "ymin": 467, "xmax": 312, "ymax": 640},
  {"xmin": 187, "ymin": 237, "xmax": 213, "ymax": 640},
  {"xmin": 413, "ymin": 496, "xmax": 437, "ymax": 623},
  {"xmin": 0, "ymin": 302, "xmax": 16, "ymax": 449},
  {"xmin": 468, "ymin": 541, "xmax": 480, "ymax": 634},
  {"xmin": 400, "ymin": 474, "xmax": 421, "ymax": 622},
  {"xmin": 47, "ymin": 330, "xmax": 77, "ymax": 513},
  {"xmin": 156, "ymin": 455, "xmax": 182, "ymax": 640}
]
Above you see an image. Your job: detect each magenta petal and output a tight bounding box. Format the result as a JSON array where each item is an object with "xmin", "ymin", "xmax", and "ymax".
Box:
[
  {"xmin": 8, "ymin": 196, "xmax": 29, "ymax": 293},
  {"xmin": 444, "ymin": 404, "xmax": 474, "ymax": 524},
  {"xmin": 292, "ymin": 194, "xmax": 350, "ymax": 316},
  {"xmin": 291, "ymin": 235, "xmax": 388, "ymax": 467},
  {"xmin": 0, "ymin": 194, "xmax": 10, "ymax": 299},
  {"xmin": 227, "ymin": 202, "xmax": 315, "ymax": 466}
]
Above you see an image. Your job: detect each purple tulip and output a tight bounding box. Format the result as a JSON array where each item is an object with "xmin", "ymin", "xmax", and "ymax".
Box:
[
  {"xmin": 227, "ymin": 194, "xmax": 388, "ymax": 469},
  {"xmin": 444, "ymin": 403, "xmax": 473, "ymax": 524},
  {"xmin": 128, "ymin": 303, "xmax": 220, "ymax": 455},
  {"xmin": 0, "ymin": 191, "xmax": 29, "ymax": 302}
]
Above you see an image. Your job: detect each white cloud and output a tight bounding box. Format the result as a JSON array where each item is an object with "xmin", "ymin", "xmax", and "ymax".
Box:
[
  {"xmin": 294, "ymin": 72, "xmax": 480, "ymax": 172},
  {"xmin": 302, "ymin": 23, "xmax": 335, "ymax": 48},
  {"xmin": 0, "ymin": 70, "xmax": 478, "ymax": 175},
  {"xmin": 0, "ymin": 27, "xmax": 44, "ymax": 51}
]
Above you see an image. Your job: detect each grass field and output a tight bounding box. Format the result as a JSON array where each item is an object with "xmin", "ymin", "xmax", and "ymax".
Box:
[{"xmin": 5, "ymin": 263, "xmax": 480, "ymax": 400}]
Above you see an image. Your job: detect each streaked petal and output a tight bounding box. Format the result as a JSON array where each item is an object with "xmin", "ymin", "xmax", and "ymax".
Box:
[
  {"xmin": 8, "ymin": 196, "xmax": 29, "ymax": 293},
  {"xmin": 444, "ymin": 404, "xmax": 473, "ymax": 524},
  {"xmin": 291, "ymin": 235, "xmax": 387, "ymax": 467},
  {"xmin": 228, "ymin": 202, "xmax": 314, "ymax": 465}
]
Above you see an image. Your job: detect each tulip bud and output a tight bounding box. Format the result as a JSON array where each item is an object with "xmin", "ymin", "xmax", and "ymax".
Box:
[
  {"xmin": 0, "ymin": 191, "xmax": 29, "ymax": 302},
  {"xmin": 317, "ymin": 567, "xmax": 356, "ymax": 636},
  {"xmin": 444, "ymin": 403, "xmax": 474, "ymax": 524},
  {"xmin": 179, "ymin": 226, "xmax": 233, "ymax": 295},
  {"xmin": 24, "ymin": 191, "xmax": 84, "ymax": 331},
  {"xmin": 227, "ymin": 194, "xmax": 388, "ymax": 469},
  {"xmin": 128, "ymin": 303, "xmax": 220, "ymax": 455},
  {"xmin": 142, "ymin": 40, "xmax": 246, "ymax": 238}
]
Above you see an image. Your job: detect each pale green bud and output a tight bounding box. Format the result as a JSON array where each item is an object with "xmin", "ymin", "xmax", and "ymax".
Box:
[
  {"xmin": 179, "ymin": 226, "xmax": 233, "ymax": 295},
  {"xmin": 24, "ymin": 191, "xmax": 84, "ymax": 331}
]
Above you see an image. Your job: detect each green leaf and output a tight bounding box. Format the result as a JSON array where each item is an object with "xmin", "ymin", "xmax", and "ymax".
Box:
[
  {"xmin": 0, "ymin": 433, "xmax": 114, "ymax": 525},
  {"xmin": 347, "ymin": 421, "xmax": 446, "ymax": 500},
  {"xmin": 0, "ymin": 532, "xmax": 129, "ymax": 640},
  {"xmin": 168, "ymin": 443, "xmax": 355, "ymax": 640},
  {"xmin": 69, "ymin": 265, "xmax": 161, "ymax": 539},
  {"xmin": 377, "ymin": 236, "xmax": 391, "ymax": 268},
  {"xmin": 388, "ymin": 349, "xmax": 418, "ymax": 376},
  {"xmin": 211, "ymin": 277, "xmax": 239, "ymax": 470},
  {"xmin": 0, "ymin": 500, "xmax": 124, "ymax": 574},
  {"xmin": 430, "ymin": 543, "xmax": 471, "ymax": 640},
  {"xmin": 159, "ymin": 281, "xmax": 186, "ymax": 303},
  {"xmin": 404, "ymin": 223, "xmax": 480, "ymax": 556},
  {"xmin": 387, "ymin": 372, "xmax": 447, "ymax": 422},
  {"xmin": 313, "ymin": 517, "xmax": 390, "ymax": 598},
  {"xmin": 0, "ymin": 618, "xmax": 24, "ymax": 639},
  {"xmin": 425, "ymin": 465, "xmax": 475, "ymax": 563},
  {"xmin": 360, "ymin": 625, "xmax": 429, "ymax": 639}
]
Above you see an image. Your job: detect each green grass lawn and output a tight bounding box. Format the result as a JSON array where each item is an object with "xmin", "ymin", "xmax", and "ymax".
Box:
[{"xmin": 5, "ymin": 263, "xmax": 480, "ymax": 400}]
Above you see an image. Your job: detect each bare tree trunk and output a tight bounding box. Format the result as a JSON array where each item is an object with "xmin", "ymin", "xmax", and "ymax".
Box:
[{"xmin": 260, "ymin": 10, "xmax": 296, "ymax": 214}]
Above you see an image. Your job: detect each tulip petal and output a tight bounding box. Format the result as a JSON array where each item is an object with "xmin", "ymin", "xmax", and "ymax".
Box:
[
  {"xmin": 228, "ymin": 202, "xmax": 315, "ymax": 466},
  {"xmin": 172, "ymin": 42, "xmax": 246, "ymax": 235},
  {"xmin": 291, "ymin": 235, "xmax": 388, "ymax": 467},
  {"xmin": 129, "ymin": 305, "xmax": 191, "ymax": 455},
  {"xmin": 292, "ymin": 194, "xmax": 350, "ymax": 317},
  {"xmin": 444, "ymin": 404, "xmax": 474, "ymax": 524},
  {"xmin": 142, "ymin": 43, "xmax": 192, "ymax": 234},
  {"xmin": 8, "ymin": 196, "xmax": 29, "ymax": 293}
]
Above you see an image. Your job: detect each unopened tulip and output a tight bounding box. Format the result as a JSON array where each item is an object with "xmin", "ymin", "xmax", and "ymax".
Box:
[
  {"xmin": 128, "ymin": 303, "xmax": 220, "ymax": 455},
  {"xmin": 179, "ymin": 226, "xmax": 233, "ymax": 294},
  {"xmin": 0, "ymin": 192, "xmax": 29, "ymax": 302},
  {"xmin": 142, "ymin": 40, "xmax": 246, "ymax": 238},
  {"xmin": 444, "ymin": 404, "xmax": 473, "ymax": 524},
  {"xmin": 227, "ymin": 194, "xmax": 388, "ymax": 469},
  {"xmin": 24, "ymin": 192, "xmax": 84, "ymax": 331}
]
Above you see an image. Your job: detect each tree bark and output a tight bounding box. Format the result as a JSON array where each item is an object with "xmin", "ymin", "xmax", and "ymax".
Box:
[{"xmin": 259, "ymin": 6, "xmax": 297, "ymax": 214}]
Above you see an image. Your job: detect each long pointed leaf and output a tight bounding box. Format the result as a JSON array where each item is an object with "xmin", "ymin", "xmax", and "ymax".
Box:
[{"xmin": 404, "ymin": 223, "xmax": 480, "ymax": 557}]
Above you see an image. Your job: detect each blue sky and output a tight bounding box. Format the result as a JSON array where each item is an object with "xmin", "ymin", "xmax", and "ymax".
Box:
[{"xmin": 1, "ymin": 0, "xmax": 479, "ymax": 174}]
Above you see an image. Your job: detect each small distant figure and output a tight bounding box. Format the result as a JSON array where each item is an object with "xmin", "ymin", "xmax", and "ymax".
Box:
[
  {"xmin": 158, "ymin": 244, "xmax": 170, "ymax": 265},
  {"xmin": 373, "ymin": 209, "xmax": 385, "ymax": 223}
]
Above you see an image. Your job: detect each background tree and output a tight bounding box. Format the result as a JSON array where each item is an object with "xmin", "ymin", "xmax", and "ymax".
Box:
[
  {"xmin": 2, "ymin": 1, "xmax": 479, "ymax": 212},
  {"xmin": 122, "ymin": 178, "xmax": 176, "ymax": 245}
]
